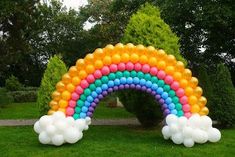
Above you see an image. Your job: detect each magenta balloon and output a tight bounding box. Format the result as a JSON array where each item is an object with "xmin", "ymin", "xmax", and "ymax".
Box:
[
  {"xmin": 109, "ymin": 64, "xmax": 118, "ymax": 72},
  {"xmin": 134, "ymin": 63, "xmax": 142, "ymax": 71},
  {"xmin": 117, "ymin": 63, "xmax": 125, "ymax": 71},
  {"xmin": 126, "ymin": 62, "xmax": 134, "ymax": 71}
]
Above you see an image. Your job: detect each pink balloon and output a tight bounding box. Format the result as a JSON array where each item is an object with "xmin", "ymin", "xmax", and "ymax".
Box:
[
  {"xmin": 86, "ymin": 74, "xmax": 95, "ymax": 83},
  {"xmin": 157, "ymin": 70, "xmax": 166, "ymax": 79},
  {"xmin": 182, "ymin": 104, "xmax": 190, "ymax": 112},
  {"xmin": 109, "ymin": 64, "xmax": 117, "ymax": 72},
  {"xmin": 81, "ymin": 80, "xmax": 89, "ymax": 89},
  {"xmin": 101, "ymin": 66, "xmax": 110, "ymax": 75},
  {"xmin": 176, "ymin": 88, "xmax": 185, "ymax": 97},
  {"xmin": 134, "ymin": 63, "xmax": 142, "ymax": 71},
  {"xmin": 71, "ymin": 92, "xmax": 79, "ymax": 101},
  {"xmin": 184, "ymin": 112, "xmax": 192, "ymax": 118},
  {"xmin": 164, "ymin": 75, "xmax": 173, "ymax": 84},
  {"xmin": 117, "ymin": 63, "xmax": 125, "ymax": 71},
  {"xmin": 171, "ymin": 81, "xmax": 180, "ymax": 90},
  {"xmin": 180, "ymin": 96, "xmax": 188, "ymax": 105},
  {"xmin": 66, "ymin": 107, "xmax": 74, "ymax": 116},
  {"xmin": 94, "ymin": 70, "xmax": 102, "ymax": 79},
  {"xmin": 75, "ymin": 86, "xmax": 83, "ymax": 94},
  {"xmin": 150, "ymin": 67, "xmax": 158, "ymax": 76},
  {"xmin": 126, "ymin": 62, "xmax": 134, "ymax": 71},
  {"xmin": 142, "ymin": 64, "xmax": 150, "ymax": 73},
  {"xmin": 69, "ymin": 100, "xmax": 76, "ymax": 107}
]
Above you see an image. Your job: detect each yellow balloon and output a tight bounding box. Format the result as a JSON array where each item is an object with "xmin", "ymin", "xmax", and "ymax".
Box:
[
  {"xmin": 179, "ymin": 79, "xmax": 188, "ymax": 88},
  {"xmin": 121, "ymin": 53, "xmax": 130, "ymax": 63},
  {"xmin": 59, "ymin": 100, "xmax": 68, "ymax": 108},
  {"xmin": 66, "ymin": 83, "xmax": 75, "ymax": 92},
  {"xmin": 194, "ymin": 87, "xmax": 203, "ymax": 97},
  {"xmin": 175, "ymin": 61, "xmax": 185, "ymax": 72},
  {"xmin": 86, "ymin": 64, "xmax": 95, "ymax": 74},
  {"xmin": 51, "ymin": 91, "xmax": 61, "ymax": 101},
  {"xmin": 183, "ymin": 69, "xmax": 192, "ymax": 79},
  {"xmin": 189, "ymin": 95, "xmax": 198, "ymax": 105},
  {"xmin": 49, "ymin": 100, "xmax": 58, "ymax": 107},
  {"xmin": 56, "ymin": 81, "xmax": 66, "ymax": 92},
  {"xmin": 76, "ymin": 59, "xmax": 85, "ymax": 70},
  {"xmin": 157, "ymin": 49, "xmax": 166, "ymax": 58},
  {"xmin": 191, "ymin": 105, "xmax": 200, "ymax": 113},
  {"xmin": 78, "ymin": 70, "xmax": 87, "ymax": 79},
  {"xmin": 199, "ymin": 96, "xmax": 207, "ymax": 106},
  {"xmin": 62, "ymin": 73, "xmax": 71, "ymax": 84},
  {"xmin": 157, "ymin": 60, "xmax": 166, "ymax": 70},
  {"xmin": 115, "ymin": 43, "xmax": 124, "ymax": 49},
  {"xmin": 200, "ymin": 107, "xmax": 209, "ymax": 115},
  {"xmin": 125, "ymin": 43, "xmax": 135, "ymax": 50},
  {"xmin": 173, "ymin": 72, "xmax": 182, "ymax": 81},
  {"xmin": 130, "ymin": 53, "xmax": 139, "ymax": 63},
  {"xmin": 48, "ymin": 110, "xmax": 55, "ymax": 115},
  {"xmin": 139, "ymin": 55, "xmax": 148, "ymax": 64},
  {"xmin": 165, "ymin": 66, "xmax": 175, "ymax": 75},
  {"xmin": 104, "ymin": 44, "xmax": 114, "ymax": 56},
  {"xmin": 68, "ymin": 66, "xmax": 78, "ymax": 77},
  {"xmin": 112, "ymin": 54, "xmax": 121, "ymax": 64},
  {"xmin": 103, "ymin": 56, "xmax": 112, "ymax": 65},
  {"xmin": 94, "ymin": 60, "xmax": 103, "ymax": 69},
  {"xmin": 148, "ymin": 57, "xmax": 157, "ymax": 66},
  {"xmin": 61, "ymin": 90, "xmax": 71, "ymax": 100},
  {"xmin": 185, "ymin": 87, "xmax": 193, "ymax": 96},
  {"xmin": 58, "ymin": 108, "xmax": 66, "ymax": 113},
  {"xmin": 147, "ymin": 46, "xmax": 155, "ymax": 52},
  {"xmin": 84, "ymin": 53, "xmax": 94, "ymax": 64},
  {"xmin": 72, "ymin": 76, "xmax": 81, "ymax": 86},
  {"xmin": 166, "ymin": 55, "xmax": 177, "ymax": 65}
]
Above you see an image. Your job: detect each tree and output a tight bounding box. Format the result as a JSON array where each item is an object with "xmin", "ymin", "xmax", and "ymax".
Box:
[
  {"xmin": 118, "ymin": 3, "xmax": 186, "ymax": 127},
  {"xmin": 37, "ymin": 55, "xmax": 67, "ymax": 116}
]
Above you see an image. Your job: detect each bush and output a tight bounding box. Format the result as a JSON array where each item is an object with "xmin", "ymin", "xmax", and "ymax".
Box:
[
  {"xmin": 119, "ymin": 3, "xmax": 186, "ymax": 127},
  {"xmin": 8, "ymin": 91, "xmax": 37, "ymax": 103},
  {"xmin": 0, "ymin": 88, "xmax": 13, "ymax": 107},
  {"xmin": 37, "ymin": 55, "xmax": 67, "ymax": 116},
  {"xmin": 5, "ymin": 75, "xmax": 23, "ymax": 91}
]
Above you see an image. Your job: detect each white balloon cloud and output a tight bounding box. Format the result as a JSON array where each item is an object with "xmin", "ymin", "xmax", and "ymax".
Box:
[
  {"xmin": 34, "ymin": 111, "xmax": 91, "ymax": 146},
  {"xmin": 162, "ymin": 114, "xmax": 221, "ymax": 147}
]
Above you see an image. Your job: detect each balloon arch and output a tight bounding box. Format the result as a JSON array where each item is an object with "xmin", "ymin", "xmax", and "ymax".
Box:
[{"xmin": 34, "ymin": 43, "xmax": 221, "ymax": 147}]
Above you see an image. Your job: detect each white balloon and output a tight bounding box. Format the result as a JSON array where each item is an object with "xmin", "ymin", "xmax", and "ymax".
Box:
[
  {"xmin": 182, "ymin": 126, "xmax": 193, "ymax": 138},
  {"xmin": 178, "ymin": 117, "xmax": 188, "ymax": 128},
  {"xmin": 34, "ymin": 121, "xmax": 41, "ymax": 134},
  {"xmin": 192, "ymin": 129, "xmax": 206, "ymax": 143},
  {"xmin": 74, "ymin": 119, "xmax": 86, "ymax": 131},
  {"xmin": 54, "ymin": 120, "xmax": 68, "ymax": 132},
  {"xmin": 64, "ymin": 127, "xmax": 80, "ymax": 144},
  {"xmin": 183, "ymin": 138, "xmax": 194, "ymax": 147},
  {"xmin": 200, "ymin": 116, "xmax": 212, "ymax": 130},
  {"xmin": 171, "ymin": 133, "xmax": 183, "ymax": 144},
  {"xmin": 66, "ymin": 117, "xmax": 75, "ymax": 126},
  {"xmin": 166, "ymin": 114, "xmax": 178, "ymax": 125},
  {"xmin": 84, "ymin": 125, "xmax": 89, "ymax": 131},
  {"xmin": 52, "ymin": 111, "xmax": 66, "ymax": 120},
  {"xmin": 169, "ymin": 124, "xmax": 179, "ymax": 134},
  {"xmin": 39, "ymin": 131, "xmax": 51, "ymax": 144},
  {"xmin": 85, "ymin": 117, "xmax": 91, "ymax": 125},
  {"xmin": 162, "ymin": 126, "xmax": 171, "ymax": 138},
  {"xmin": 39, "ymin": 115, "xmax": 52, "ymax": 128},
  {"xmin": 52, "ymin": 134, "xmax": 64, "ymax": 146},
  {"xmin": 208, "ymin": 128, "xmax": 221, "ymax": 142},
  {"xmin": 46, "ymin": 125, "xmax": 56, "ymax": 136},
  {"xmin": 188, "ymin": 114, "xmax": 200, "ymax": 128}
]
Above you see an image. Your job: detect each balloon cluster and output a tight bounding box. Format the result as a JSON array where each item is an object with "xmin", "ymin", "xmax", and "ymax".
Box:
[
  {"xmin": 34, "ymin": 111, "xmax": 90, "ymax": 146},
  {"xmin": 162, "ymin": 114, "xmax": 221, "ymax": 147}
]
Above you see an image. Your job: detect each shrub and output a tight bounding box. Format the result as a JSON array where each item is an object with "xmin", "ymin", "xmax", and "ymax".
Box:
[
  {"xmin": 8, "ymin": 91, "xmax": 37, "ymax": 103},
  {"xmin": 5, "ymin": 75, "xmax": 23, "ymax": 91},
  {"xmin": 37, "ymin": 55, "xmax": 67, "ymax": 116},
  {"xmin": 0, "ymin": 88, "xmax": 13, "ymax": 107},
  {"xmin": 119, "ymin": 3, "xmax": 186, "ymax": 127}
]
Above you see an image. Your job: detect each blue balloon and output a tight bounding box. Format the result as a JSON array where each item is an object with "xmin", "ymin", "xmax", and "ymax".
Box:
[
  {"xmin": 170, "ymin": 109, "xmax": 178, "ymax": 115},
  {"xmin": 145, "ymin": 81, "xmax": 152, "ymax": 88},
  {"xmin": 107, "ymin": 81, "xmax": 114, "ymax": 87},
  {"xmin": 87, "ymin": 96, "xmax": 94, "ymax": 103},
  {"xmin": 96, "ymin": 87, "xmax": 102, "ymax": 94},
  {"xmin": 114, "ymin": 79, "xmax": 120, "ymax": 86},
  {"xmin": 168, "ymin": 103, "xmax": 175, "ymax": 110},
  {"xmin": 120, "ymin": 77, "xmax": 127, "ymax": 84},
  {"xmin": 91, "ymin": 91, "xmax": 98, "ymax": 98},
  {"xmin": 126, "ymin": 77, "xmax": 133, "ymax": 84},
  {"xmin": 161, "ymin": 92, "xmax": 169, "ymax": 99},
  {"xmin": 140, "ymin": 79, "xmax": 146, "ymax": 86},
  {"xmin": 82, "ymin": 106, "xmax": 88, "ymax": 112},
  {"xmin": 157, "ymin": 87, "xmax": 164, "ymax": 94},
  {"xmin": 84, "ymin": 101, "xmax": 90, "ymax": 107},
  {"xmin": 101, "ymin": 84, "xmax": 108, "ymax": 90},
  {"xmin": 133, "ymin": 77, "xmax": 140, "ymax": 84},
  {"xmin": 80, "ymin": 112, "xmax": 87, "ymax": 118},
  {"xmin": 151, "ymin": 84, "xmax": 158, "ymax": 90},
  {"xmin": 165, "ymin": 97, "xmax": 172, "ymax": 104}
]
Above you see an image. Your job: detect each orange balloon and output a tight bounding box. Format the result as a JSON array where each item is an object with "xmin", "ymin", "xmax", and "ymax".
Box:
[
  {"xmin": 166, "ymin": 55, "xmax": 176, "ymax": 65},
  {"xmin": 61, "ymin": 90, "xmax": 71, "ymax": 100},
  {"xmin": 175, "ymin": 61, "xmax": 185, "ymax": 72},
  {"xmin": 121, "ymin": 53, "xmax": 130, "ymax": 63},
  {"xmin": 189, "ymin": 77, "xmax": 198, "ymax": 88},
  {"xmin": 185, "ymin": 87, "xmax": 193, "ymax": 96},
  {"xmin": 112, "ymin": 54, "xmax": 121, "ymax": 64},
  {"xmin": 72, "ymin": 76, "xmax": 81, "ymax": 86},
  {"xmin": 76, "ymin": 59, "xmax": 85, "ymax": 70},
  {"xmin": 58, "ymin": 108, "xmax": 66, "ymax": 113},
  {"xmin": 130, "ymin": 53, "xmax": 139, "ymax": 63},
  {"xmin": 199, "ymin": 96, "xmax": 207, "ymax": 106},
  {"xmin": 62, "ymin": 73, "xmax": 71, "ymax": 84},
  {"xmin": 68, "ymin": 66, "xmax": 78, "ymax": 77},
  {"xmin": 78, "ymin": 70, "xmax": 87, "ymax": 79},
  {"xmin": 194, "ymin": 87, "xmax": 203, "ymax": 97},
  {"xmin": 51, "ymin": 104, "xmax": 59, "ymax": 110},
  {"xmin": 200, "ymin": 107, "xmax": 209, "ymax": 115},
  {"xmin": 191, "ymin": 105, "xmax": 200, "ymax": 113},
  {"xmin": 157, "ymin": 60, "xmax": 166, "ymax": 70},
  {"xmin": 48, "ymin": 110, "xmax": 55, "ymax": 115},
  {"xmin": 59, "ymin": 100, "xmax": 68, "ymax": 108},
  {"xmin": 104, "ymin": 44, "xmax": 114, "ymax": 56},
  {"xmin": 94, "ymin": 60, "xmax": 103, "ymax": 69},
  {"xmin": 173, "ymin": 72, "xmax": 182, "ymax": 81},
  {"xmin": 157, "ymin": 49, "xmax": 166, "ymax": 58},
  {"xmin": 179, "ymin": 79, "xmax": 188, "ymax": 88},
  {"xmin": 84, "ymin": 53, "xmax": 94, "ymax": 64},
  {"xmin": 189, "ymin": 95, "xmax": 198, "ymax": 105},
  {"xmin": 183, "ymin": 69, "xmax": 192, "ymax": 79},
  {"xmin": 56, "ymin": 81, "xmax": 66, "ymax": 92},
  {"xmin": 51, "ymin": 91, "xmax": 61, "ymax": 101},
  {"xmin": 103, "ymin": 56, "xmax": 112, "ymax": 65},
  {"xmin": 66, "ymin": 83, "xmax": 75, "ymax": 92},
  {"xmin": 165, "ymin": 66, "xmax": 175, "ymax": 75},
  {"xmin": 139, "ymin": 55, "xmax": 148, "ymax": 64},
  {"xmin": 148, "ymin": 57, "xmax": 157, "ymax": 66},
  {"xmin": 86, "ymin": 64, "xmax": 95, "ymax": 74},
  {"xmin": 93, "ymin": 48, "xmax": 104, "ymax": 59}
]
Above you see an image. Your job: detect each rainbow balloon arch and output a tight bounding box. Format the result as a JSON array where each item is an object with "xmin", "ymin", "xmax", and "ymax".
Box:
[{"xmin": 34, "ymin": 43, "xmax": 221, "ymax": 147}]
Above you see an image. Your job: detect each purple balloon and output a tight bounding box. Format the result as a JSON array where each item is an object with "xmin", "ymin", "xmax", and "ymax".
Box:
[
  {"xmin": 124, "ymin": 84, "xmax": 129, "ymax": 89},
  {"xmin": 130, "ymin": 84, "xmax": 135, "ymax": 89},
  {"xmin": 155, "ymin": 94, "xmax": 161, "ymax": 100},
  {"xmin": 136, "ymin": 85, "xmax": 141, "ymax": 90},
  {"xmin": 159, "ymin": 98, "xmax": 165, "ymax": 104},
  {"xmin": 146, "ymin": 88, "xmax": 152, "ymax": 93},
  {"xmin": 94, "ymin": 98, "xmax": 99, "ymax": 103},
  {"xmin": 91, "ymin": 102, "xmax": 96, "ymax": 108},
  {"xmin": 89, "ymin": 107, "xmax": 94, "ymax": 112},
  {"xmin": 102, "ymin": 91, "xmax": 108, "ymax": 96},
  {"xmin": 98, "ymin": 94, "xmax": 103, "ymax": 99},
  {"xmin": 119, "ymin": 85, "xmax": 124, "ymax": 90},
  {"xmin": 87, "ymin": 112, "xmax": 93, "ymax": 117},
  {"xmin": 162, "ymin": 103, "xmax": 168, "ymax": 109},
  {"xmin": 141, "ymin": 86, "xmax": 147, "ymax": 91},
  {"xmin": 113, "ymin": 86, "xmax": 118, "ymax": 91},
  {"xmin": 151, "ymin": 91, "xmax": 156, "ymax": 96},
  {"xmin": 163, "ymin": 109, "xmax": 170, "ymax": 117},
  {"xmin": 108, "ymin": 88, "xmax": 113, "ymax": 93}
]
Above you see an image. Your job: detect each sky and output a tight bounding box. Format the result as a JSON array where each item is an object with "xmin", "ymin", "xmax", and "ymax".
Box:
[{"xmin": 62, "ymin": 0, "xmax": 88, "ymax": 11}]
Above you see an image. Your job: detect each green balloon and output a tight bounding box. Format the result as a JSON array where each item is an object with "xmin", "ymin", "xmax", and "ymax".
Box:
[
  {"xmin": 89, "ymin": 84, "xmax": 96, "ymax": 91},
  {"xmin": 77, "ymin": 100, "xmax": 84, "ymax": 107},
  {"xmin": 116, "ymin": 71, "xmax": 123, "ymax": 78},
  {"xmin": 130, "ymin": 71, "xmax": 137, "ymax": 77},
  {"xmin": 108, "ymin": 73, "xmax": 116, "ymax": 80},
  {"xmin": 172, "ymin": 96, "xmax": 179, "ymax": 103},
  {"xmin": 144, "ymin": 73, "xmax": 151, "ymax": 81},
  {"xmin": 123, "ymin": 71, "xmax": 130, "ymax": 77},
  {"xmin": 101, "ymin": 76, "xmax": 109, "ymax": 83},
  {"xmin": 175, "ymin": 103, "xmax": 182, "ymax": 110},
  {"xmin": 169, "ymin": 90, "xmax": 176, "ymax": 97},
  {"xmin": 151, "ymin": 76, "xmax": 158, "ymax": 83},
  {"xmin": 137, "ymin": 71, "xmax": 144, "ymax": 79},
  {"xmin": 157, "ymin": 80, "xmax": 165, "ymax": 87},
  {"xmin": 95, "ymin": 79, "xmax": 102, "ymax": 87},
  {"xmin": 80, "ymin": 94, "xmax": 86, "ymax": 101},
  {"xmin": 177, "ymin": 110, "xmax": 184, "ymax": 117},
  {"xmin": 163, "ymin": 85, "xmax": 171, "ymax": 92},
  {"xmin": 84, "ymin": 88, "xmax": 91, "ymax": 96},
  {"xmin": 75, "ymin": 107, "xmax": 81, "ymax": 113},
  {"xmin": 73, "ymin": 113, "xmax": 80, "ymax": 120}
]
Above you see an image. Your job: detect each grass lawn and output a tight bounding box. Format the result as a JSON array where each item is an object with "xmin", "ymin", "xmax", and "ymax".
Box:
[
  {"xmin": 0, "ymin": 102, "xmax": 134, "ymax": 119},
  {"xmin": 0, "ymin": 126, "xmax": 234, "ymax": 157}
]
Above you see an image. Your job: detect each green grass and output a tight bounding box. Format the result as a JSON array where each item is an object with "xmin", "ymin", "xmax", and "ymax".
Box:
[
  {"xmin": 0, "ymin": 126, "xmax": 234, "ymax": 157},
  {"xmin": 0, "ymin": 102, "xmax": 134, "ymax": 119}
]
